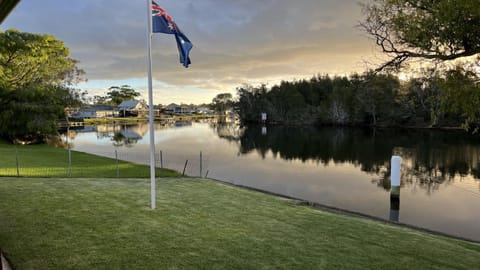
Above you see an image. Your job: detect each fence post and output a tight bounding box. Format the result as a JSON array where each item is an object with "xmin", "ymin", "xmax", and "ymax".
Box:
[
  {"xmin": 200, "ymin": 151, "xmax": 203, "ymax": 178},
  {"xmin": 68, "ymin": 147, "xmax": 72, "ymax": 177},
  {"xmin": 15, "ymin": 146, "xmax": 19, "ymax": 177},
  {"xmin": 182, "ymin": 160, "xmax": 188, "ymax": 176},
  {"xmin": 160, "ymin": 150, "xmax": 163, "ymax": 168},
  {"xmin": 115, "ymin": 150, "xmax": 119, "ymax": 178},
  {"xmin": 66, "ymin": 126, "xmax": 72, "ymax": 177}
]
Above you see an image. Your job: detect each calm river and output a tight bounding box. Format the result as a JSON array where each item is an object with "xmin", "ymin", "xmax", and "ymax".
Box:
[{"xmin": 69, "ymin": 121, "xmax": 480, "ymax": 242}]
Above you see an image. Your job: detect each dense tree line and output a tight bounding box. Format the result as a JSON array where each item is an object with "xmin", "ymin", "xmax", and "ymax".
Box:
[{"xmin": 236, "ymin": 68, "xmax": 480, "ymax": 130}]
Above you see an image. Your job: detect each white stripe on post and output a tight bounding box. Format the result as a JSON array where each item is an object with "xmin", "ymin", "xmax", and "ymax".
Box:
[{"xmin": 390, "ymin": 156, "xmax": 402, "ymax": 198}]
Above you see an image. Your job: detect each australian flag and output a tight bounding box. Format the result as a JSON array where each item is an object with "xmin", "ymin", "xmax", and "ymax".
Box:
[{"xmin": 152, "ymin": 1, "xmax": 192, "ymax": 68}]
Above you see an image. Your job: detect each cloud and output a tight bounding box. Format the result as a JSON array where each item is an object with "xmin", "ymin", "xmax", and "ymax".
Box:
[{"xmin": 2, "ymin": 0, "xmax": 376, "ymax": 104}]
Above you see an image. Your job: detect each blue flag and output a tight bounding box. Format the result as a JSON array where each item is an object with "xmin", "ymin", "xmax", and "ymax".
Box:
[{"xmin": 152, "ymin": 1, "xmax": 192, "ymax": 68}]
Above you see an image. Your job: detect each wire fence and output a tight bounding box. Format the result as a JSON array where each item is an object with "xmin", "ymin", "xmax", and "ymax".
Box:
[{"xmin": 0, "ymin": 148, "xmax": 210, "ymax": 179}]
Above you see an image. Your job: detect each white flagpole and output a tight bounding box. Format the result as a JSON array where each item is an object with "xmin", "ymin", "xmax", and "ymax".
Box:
[{"xmin": 146, "ymin": 0, "xmax": 156, "ymax": 209}]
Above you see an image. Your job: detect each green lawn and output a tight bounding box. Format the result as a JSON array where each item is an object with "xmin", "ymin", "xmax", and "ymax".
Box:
[
  {"xmin": 0, "ymin": 177, "xmax": 478, "ymax": 270},
  {"xmin": 0, "ymin": 140, "xmax": 180, "ymax": 178}
]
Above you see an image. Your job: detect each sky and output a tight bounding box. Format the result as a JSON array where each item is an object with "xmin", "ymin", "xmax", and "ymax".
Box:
[{"xmin": 1, "ymin": 0, "xmax": 381, "ymax": 105}]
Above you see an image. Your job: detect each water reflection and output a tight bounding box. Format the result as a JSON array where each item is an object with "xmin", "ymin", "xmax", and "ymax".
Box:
[
  {"xmin": 230, "ymin": 125, "xmax": 480, "ymax": 194},
  {"xmin": 111, "ymin": 131, "xmax": 140, "ymax": 148},
  {"xmin": 67, "ymin": 122, "xmax": 193, "ymax": 148}
]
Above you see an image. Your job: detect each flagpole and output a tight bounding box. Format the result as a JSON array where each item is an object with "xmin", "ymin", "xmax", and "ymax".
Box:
[{"xmin": 146, "ymin": 0, "xmax": 156, "ymax": 209}]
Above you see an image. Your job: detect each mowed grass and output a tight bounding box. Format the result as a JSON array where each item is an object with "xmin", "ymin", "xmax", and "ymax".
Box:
[
  {"xmin": 0, "ymin": 140, "xmax": 179, "ymax": 178},
  {"xmin": 0, "ymin": 177, "xmax": 478, "ymax": 270}
]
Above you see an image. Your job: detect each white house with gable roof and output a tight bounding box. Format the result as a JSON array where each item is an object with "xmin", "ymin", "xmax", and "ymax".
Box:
[{"xmin": 117, "ymin": 100, "xmax": 149, "ymax": 117}]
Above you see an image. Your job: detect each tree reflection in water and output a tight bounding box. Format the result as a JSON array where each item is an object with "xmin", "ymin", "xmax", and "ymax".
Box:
[
  {"xmin": 215, "ymin": 124, "xmax": 480, "ymax": 194},
  {"xmin": 98, "ymin": 124, "xmax": 148, "ymax": 148},
  {"xmin": 111, "ymin": 132, "xmax": 139, "ymax": 148}
]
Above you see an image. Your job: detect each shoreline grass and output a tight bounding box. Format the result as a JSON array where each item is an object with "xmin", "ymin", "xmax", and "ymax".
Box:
[
  {"xmin": 0, "ymin": 177, "xmax": 478, "ymax": 269},
  {"xmin": 0, "ymin": 140, "xmax": 180, "ymax": 178}
]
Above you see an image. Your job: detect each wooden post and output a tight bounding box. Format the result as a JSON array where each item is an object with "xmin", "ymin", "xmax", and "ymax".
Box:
[
  {"xmin": 160, "ymin": 150, "xmax": 163, "ymax": 168},
  {"xmin": 200, "ymin": 151, "xmax": 203, "ymax": 178},
  {"xmin": 182, "ymin": 160, "xmax": 188, "ymax": 176},
  {"xmin": 15, "ymin": 146, "xmax": 19, "ymax": 177},
  {"xmin": 115, "ymin": 150, "xmax": 119, "ymax": 178},
  {"xmin": 67, "ymin": 126, "xmax": 72, "ymax": 177}
]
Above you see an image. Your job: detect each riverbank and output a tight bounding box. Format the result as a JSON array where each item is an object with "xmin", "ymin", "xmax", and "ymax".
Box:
[
  {"xmin": 0, "ymin": 177, "xmax": 478, "ymax": 269},
  {"xmin": 0, "ymin": 140, "xmax": 180, "ymax": 178}
]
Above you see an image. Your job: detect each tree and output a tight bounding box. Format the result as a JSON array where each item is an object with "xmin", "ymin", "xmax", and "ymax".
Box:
[
  {"xmin": 0, "ymin": 29, "xmax": 84, "ymax": 143},
  {"xmin": 236, "ymin": 84, "xmax": 274, "ymax": 122},
  {"xmin": 439, "ymin": 67, "xmax": 480, "ymax": 131},
  {"xmin": 268, "ymin": 81, "xmax": 306, "ymax": 123},
  {"xmin": 402, "ymin": 69, "xmax": 445, "ymax": 126},
  {"xmin": 0, "ymin": 29, "xmax": 84, "ymax": 89},
  {"xmin": 360, "ymin": 0, "xmax": 480, "ymax": 70},
  {"xmin": 355, "ymin": 72, "xmax": 399, "ymax": 126},
  {"xmin": 106, "ymin": 85, "xmax": 141, "ymax": 106},
  {"xmin": 0, "ymin": 85, "xmax": 79, "ymax": 143},
  {"xmin": 326, "ymin": 77, "xmax": 354, "ymax": 125},
  {"xmin": 211, "ymin": 93, "xmax": 233, "ymax": 113},
  {"xmin": 93, "ymin": 95, "xmax": 109, "ymax": 105}
]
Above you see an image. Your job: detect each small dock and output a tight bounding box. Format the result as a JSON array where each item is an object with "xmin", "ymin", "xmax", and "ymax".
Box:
[{"xmin": 57, "ymin": 121, "xmax": 85, "ymax": 128}]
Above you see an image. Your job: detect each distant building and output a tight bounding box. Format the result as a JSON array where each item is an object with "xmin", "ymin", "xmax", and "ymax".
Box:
[
  {"xmin": 71, "ymin": 105, "xmax": 115, "ymax": 119},
  {"xmin": 179, "ymin": 104, "xmax": 194, "ymax": 115},
  {"xmin": 165, "ymin": 103, "xmax": 195, "ymax": 115},
  {"xmin": 165, "ymin": 103, "xmax": 180, "ymax": 114},
  {"xmin": 196, "ymin": 106, "xmax": 214, "ymax": 115},
  {"xmin": 117, "ymin": 100, "xmax": 149, "ymax": 117}
]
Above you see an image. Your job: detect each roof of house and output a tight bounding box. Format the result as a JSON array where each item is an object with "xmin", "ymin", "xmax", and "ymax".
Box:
[
  {"xmin": 81, "ymin": 105, "xmax": 114, "ymax": 112},
  {"xmin": 166, "ymin": 103, "xmax": 179, "ymax": 108},
  {"xmin": 118, "ymin": 100, "xmax": 140, "ymax": 110},
  {"xmin": 0, "ymin": 0, "xmax": 20, "ymax": 24}
]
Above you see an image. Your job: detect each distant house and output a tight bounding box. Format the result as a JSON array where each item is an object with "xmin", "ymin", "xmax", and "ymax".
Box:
[
  {"xmin": 71, "ymin": 105, "xmax": 115, "ymax": 119},
  {"xmin": 117, "ymin": 100, "xmax": 148, "ymax": 117},
  {"xmin": 164, "ymin": 103, "xmax": 194, "ymax": 115},
  {"xmin": 196, "ymin": 106, "xmax": 214, "ymax": 115},
  {"xmin": 165, "ymin": 103, "xmax": 179, "ymax": 114},
  {"xmin": 179, "ymin": 104, "xmax": 194, "ymax": 115}
]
